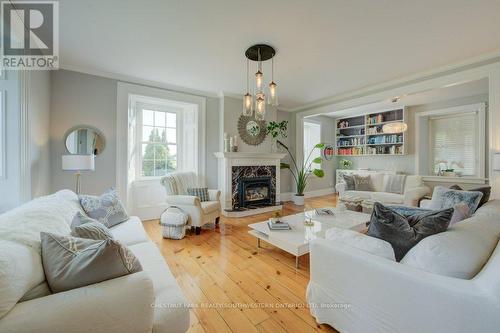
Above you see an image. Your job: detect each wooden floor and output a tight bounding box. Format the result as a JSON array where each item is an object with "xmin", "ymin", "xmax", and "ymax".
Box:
[{"xmin": 143, "ymin": 194, "xmax": 340, "ymax": 333}]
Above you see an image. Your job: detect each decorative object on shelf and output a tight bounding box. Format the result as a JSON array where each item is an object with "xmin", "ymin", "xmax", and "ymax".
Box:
[
  {"xmin": 242, "ymin": 44, "xmax": 279, "ymax": 119},
  {"xmin": 382, "ymin": 122, "xmax": 408, "ymax": 134},
  {"xmin": 270, "ymin": 210, "xmax": 282, "ymax": 224},
  {"xmin": 230, "ymin": 135, "xmax": 239, "ymax": 152},
  {"xmin": 278, "ymin": 140, "xmax": 325, "ymax": 206},
  {"xmin": 267, "ymin": 120, "xmax": 288, "ymax": 152},
  {"xmin": 322, "ymin": 144, "xmax": 335, "ymax": 161},
  {"xmin": 435, "ymin": 160, "xmax": 463, "ymax": 177},
  {"xmin": 62, "ymin": 154, "xmax": 95, "ymax": 194},
  {"xmin": 339, "ymin": 159, "xmax": 353, "ymax": 170},
  {"xmin": 64, "ymin": 126, "xmax": 105, "ymax": 155},
  {"xmin": 237, "ymin": 114, "xmax": 267, "ymax": 146}
]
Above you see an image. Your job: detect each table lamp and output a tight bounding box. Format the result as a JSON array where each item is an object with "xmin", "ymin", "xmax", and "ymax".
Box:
[{"xmin": 62, "ymin": 154, "xmax": 95, "ymax": 194}]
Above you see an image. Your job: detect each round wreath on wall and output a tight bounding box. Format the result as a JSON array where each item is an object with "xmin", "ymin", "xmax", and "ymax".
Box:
[{"xmin": 237, "ymin": 115, "xmax": 267, "ymax": 146}]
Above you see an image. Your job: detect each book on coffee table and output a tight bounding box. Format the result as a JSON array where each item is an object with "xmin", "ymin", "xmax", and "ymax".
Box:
[{"xmin": 267, "ymin": 221, "xmax": 291, "ymax": 230}]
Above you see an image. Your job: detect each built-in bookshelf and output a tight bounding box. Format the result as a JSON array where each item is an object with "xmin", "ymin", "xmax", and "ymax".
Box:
[{"xmin": 336, "ymin": 108, "xmax": 406, "ymax": 156}]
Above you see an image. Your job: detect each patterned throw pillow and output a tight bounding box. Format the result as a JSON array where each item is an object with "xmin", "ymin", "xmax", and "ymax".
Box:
[
  {"xmin": 187, "ymin": 187, "xmax": 210, "ymax": 202},
  {"xmin": 70, "ymin": 211, "xmax": 98, "ymax": 229},
  {"xmin": 72, "ymin": 221, "xmax": 114, "ymax": 241},
  {"xmin": 354, "ymin": 175, "xmax": 372, "ymax": 191},
  {"xmin": 79, "ymin": 188, "xmax": 128, "ymax": 228},
  {"xmin": 431, "ymin": 186, "xmax": 483, "ymax": 214},
  {"xmin": 40, "ymin": 232, "xmax": 142, "ymax": 293},
  {"xmin": 449, "ymin": 184, "xmax": 491, "ymax": 209},
  {"xmin": 342, "ymin": 174, "xmax": 355, "ymax": 190}
]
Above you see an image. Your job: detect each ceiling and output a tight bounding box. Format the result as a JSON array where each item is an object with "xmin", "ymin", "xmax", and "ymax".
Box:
[
  {"xmin": 319, "ymin": 78, "xmax": 489, "ymax": 118},
  {"xmin": 59, "ymin": 0, "xmax": 500, "ymax": 110}
]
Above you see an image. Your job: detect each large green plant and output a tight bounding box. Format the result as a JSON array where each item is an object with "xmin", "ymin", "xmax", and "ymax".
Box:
[{"xmin": 278, "ymin": 140, "xmax": 325, "ymax": 196}]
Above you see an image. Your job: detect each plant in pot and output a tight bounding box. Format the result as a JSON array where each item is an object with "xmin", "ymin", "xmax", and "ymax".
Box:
[
  {"xmin": 278, "ymin": 140, "xmax": 325, "ymax": 206},
  {"xmin": 266, "ymin": 120, "xmax": 288, "ymax": 152}
]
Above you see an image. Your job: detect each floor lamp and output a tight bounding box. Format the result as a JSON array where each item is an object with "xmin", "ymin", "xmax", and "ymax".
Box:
[{"xmin": 62, "ymin": 155, "xmax": 95, "ymax": 194}]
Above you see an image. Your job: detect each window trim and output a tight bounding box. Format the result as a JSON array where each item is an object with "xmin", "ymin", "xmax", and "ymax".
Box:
[
  {"xmin": 135, "ymin": 101, "xmax": 182, "ymax": 180},
  {"xmin": 303, "ymin": 119, "xmax": 322, "ymax": 173},
  {"xmin": 415, "ymin": 103, "xmax": 486, "ymax": 179}
]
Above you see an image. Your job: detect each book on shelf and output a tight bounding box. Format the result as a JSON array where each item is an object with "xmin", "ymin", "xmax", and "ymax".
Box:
[{"xmin": 267, "ymin": 220, "xmax": 291, "ymax": 230}]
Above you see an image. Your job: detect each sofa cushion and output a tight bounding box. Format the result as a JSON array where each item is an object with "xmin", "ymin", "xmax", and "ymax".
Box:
[
  {"xmin": 41, "ymin": 232, "xmax": 142, "ymax": 293},
  {"xmin": 344, "ymin": 190, "xmax": 372, "ymax": 199},
  {"xmin": 0, "ymin": 241, "xmax": 46, "ymax": 318},
  {"xmin": 110, "ymin": 216, "xmax": 149, "ymax": 246},
  {"xmin": 367, "ymin": 203, "xmax": 453, "ymax": 261},
  {"xmin": 371, "ymin": 192, "xmax": 404, "ymax": 204},
  {"xmin": 369, "ymin": 173, "xmax": 385, "ymax": 192},
  {"xmin": 401, "ymin": 215, "xmax": 500, "ymax": 279},
  {"xmin": 325, "ymin": 227, "xmax": 395, "ymax": 261},
  {"xmin": 79, "ymin": 188, "xmax": 129, "ymax": 228},
  {"xmin": 129, "ymin": 242, "xmax": 190, "ymax": 333}
]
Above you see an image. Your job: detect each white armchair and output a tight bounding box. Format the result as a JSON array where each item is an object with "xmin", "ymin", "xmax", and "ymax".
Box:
[{"xmin": 161, "ymin": 172, "xmax": 221, "ymax": 235}]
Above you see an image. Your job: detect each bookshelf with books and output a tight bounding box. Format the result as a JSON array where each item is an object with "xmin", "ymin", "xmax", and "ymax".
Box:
[{"xmin": 335, "ymin": 107, "xmax": 406, "ymax": 156}]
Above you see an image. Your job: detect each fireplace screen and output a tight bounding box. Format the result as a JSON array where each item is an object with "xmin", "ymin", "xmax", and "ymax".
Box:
[
  {"xmin": 238, "ymin": 176, "xmax": 273, "ymax": 208},
  {"xmin": 245, "ymin": 186, "xmax": 269, "ymax": 202}
]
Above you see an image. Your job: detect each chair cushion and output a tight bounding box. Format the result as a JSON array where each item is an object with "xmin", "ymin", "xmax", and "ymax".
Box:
[
  {"xmin": 201, "ymin": 201, "xmax": 220, "ymax": 214},
  {"xmin": 367, "ymin": 203, "xmax": 453, "ymax": 261},
  {"xmin": 109, "ymin": 216, "xmax": 149, "ymax": 246}
]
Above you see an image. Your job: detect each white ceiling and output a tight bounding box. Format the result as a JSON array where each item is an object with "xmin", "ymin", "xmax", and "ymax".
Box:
[{"xmin": 59, "ymin": 0, "xmax": 500, "ymax": 109}]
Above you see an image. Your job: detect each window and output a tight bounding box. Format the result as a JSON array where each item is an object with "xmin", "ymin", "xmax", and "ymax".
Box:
[
  {"xmin": 138, "ymin": 103, "xmax": 180, "ymax": 177},
  {"xmin": 303, "ymin": 121, "xmax": 322, "ymax": 171},
  {"xmin": 429, "ymin": 112, "xmax": 479, "ymax": 177}
]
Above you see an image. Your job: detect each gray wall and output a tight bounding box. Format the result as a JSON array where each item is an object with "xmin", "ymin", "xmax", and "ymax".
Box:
[{"xmin": 50, "ymin": 69, "xmax": 220, "ymax": 194}]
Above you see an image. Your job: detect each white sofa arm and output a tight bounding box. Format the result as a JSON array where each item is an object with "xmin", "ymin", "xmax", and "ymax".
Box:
[
  {"xmin": 308, "ymin": 239, "xmax": 497, "ymax": 333},
  {"xmin": 335, "ymin": 182, "xmax": 346, "ymax": 196},
  {"xmin": 419, "ymin": 199, "xmax": 433, "ymax": 209},
  {"xmin": 403, "ymin": 185, "xmax": 430, "ymax": 206},
  {"xmin": 166, "ymin": 195, "xmax": 201, "ymax": 207},
  {"xmin": 0, "ymin": 272, "xmax": 155, "ymax": 333},
  {"xmin": 208, "ymin": 189, "xmax": 221, "ymax": 202}
]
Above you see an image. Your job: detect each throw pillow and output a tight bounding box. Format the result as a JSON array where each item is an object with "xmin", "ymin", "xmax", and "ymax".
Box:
[
  {"xmin": 367, "ymin": 202, "xmax": 453, "ymax": 261},
  {"xmin": 382, "ymin": 174, "xmax": 407, "ymax": 194},
  {"xmin": 70, "ymin": 211, "xmax": 98, "ymax": 229},
  {"xmin": 353, "ymin": 175, "xmax": 372, "ymax": 191},
  {"xmin": 187, "ymin": 187, "xmax": 210, "ymax": 202},
  {"xmin": 40, "ymin": 232, "xmax": 142, "ymax": 293},
  {"xmin": 431, "ymin": 186, "xmax": 483, "ymax": 214},
  {"xmin": 450, "ymin": 184, "xmax": 491, "ymax": 209},
  {"xmin": 387, "ymin": 205, "xmax": 432, "ymax": 219},
  {"xmin": 79, "ymin": 188, "xmax": 128, "ymax": 228},
  {"xmin": 342, "ymin": 174, "xmax": 355, "ymax": 190},
  {"xmin": 72, "ymin": 222, "xmax": 114, "ymax": 241}
]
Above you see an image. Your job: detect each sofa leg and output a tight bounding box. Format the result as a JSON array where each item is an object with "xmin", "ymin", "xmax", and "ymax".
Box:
[
  {"xmin": 215, "ymin": 217, "xmax": 220, "ymax": 227},
  {"xmin": 195, "ymin": 227, "xmax": 201, "ymax": 235}
]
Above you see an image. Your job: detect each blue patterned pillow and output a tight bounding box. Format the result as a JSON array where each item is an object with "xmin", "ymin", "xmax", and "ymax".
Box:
[
  {"xmin": 187, "ymin": 187, "xmax": 209, "ymax": 202},
  {"xmin": 431, "ymin": 186, "xmax": 483, "ymax": 213},
  {"xmin": 387, "ymin": 205, "xmax": 432, "ymax": 218},
  {"xmin": 79, "ymin": 188, "xmax": 128, "ymax": 228}
]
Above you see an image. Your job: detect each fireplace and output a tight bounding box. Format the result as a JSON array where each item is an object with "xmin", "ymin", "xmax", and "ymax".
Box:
[{"xmin": 238, "ymin": 176, "xmax": 273, "ymax": 208}]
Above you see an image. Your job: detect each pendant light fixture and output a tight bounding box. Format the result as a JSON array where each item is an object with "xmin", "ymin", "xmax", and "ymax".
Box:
[{"xmin": 243, "ymin": 44, "xmax": 278, "ymax": 119}]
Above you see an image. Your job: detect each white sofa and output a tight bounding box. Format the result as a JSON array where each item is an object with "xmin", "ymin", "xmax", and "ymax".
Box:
[
  {"xmin": 0, "ymin": 190, "xmax": 189, "ymax": 333},
  {"xmin": 336, "ymin": 173, "xmax": 430, "ymax": 206},
  {"xmin": 307, "ymin": 199, "xmax": 500, "ymax": 333},
  {"xmin": 161, "ymin": 172, "xmax": 221, "ymax": 235}
]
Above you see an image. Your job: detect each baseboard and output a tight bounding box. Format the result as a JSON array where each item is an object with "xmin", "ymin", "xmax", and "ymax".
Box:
[{"xmin": 280, "ymin": 188, "xmax": 334, "ymax": 202}]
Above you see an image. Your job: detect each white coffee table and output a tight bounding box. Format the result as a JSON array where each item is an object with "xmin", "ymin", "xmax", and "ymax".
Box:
[{"xmin": 248, "ymin": 208, "xmax": 370, "ymax": 268}]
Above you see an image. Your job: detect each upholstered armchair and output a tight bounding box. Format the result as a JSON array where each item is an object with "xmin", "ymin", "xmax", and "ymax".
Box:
[{"xmin": 160, "ymin": 172, "xmax": 221, "ymax": 235}]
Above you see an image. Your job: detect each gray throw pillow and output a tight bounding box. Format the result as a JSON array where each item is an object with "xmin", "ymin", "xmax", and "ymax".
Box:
[
  {"xmin": 367, "ymin": 203, "xmax": 453, "ymax": 261},
  {"xmin": 40, "ymin": 232, "xmax": 142, "ymax": 293},
  {"xmin": 187, "ymin": 187, "xmax": 210, "ymax": 202},
  {"xmin": 342, "ymin": 174, "xmax": 355, "ymax": 190},
  {"xmin": 449, "ymin": 184, "xmax": 491, "ymax": 209},
  {"xmin": 79, "ymin": 188, "xmax": 128, "ymax": 228},
  {"xmin": 354, "ymin": 175, "xmax": 372, "ymax": 191},
  {"xmin": 70, "ymin": 211, "xmax": 98, "ymax": 229},
  {"xmin": 431, "ymin": 186, "xmax": 483, "ymax": 214},
  {"xmin": 72, "ymin": 222, "xmax": 114, "ymax": 241}
]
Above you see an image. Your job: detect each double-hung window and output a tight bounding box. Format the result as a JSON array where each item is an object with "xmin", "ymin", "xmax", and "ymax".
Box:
[
  {"xmin": 303, "ymin": 120, "xmax": 322, "ymax": 171},
  {"xmin": 137, "ymin": 103, "xmax": 180, "ymax": 177}
]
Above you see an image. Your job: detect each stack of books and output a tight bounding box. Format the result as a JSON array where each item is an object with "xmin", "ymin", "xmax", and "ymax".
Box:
[{"xmin": 267, "ymin": 220, "xmax": 291, "ymax": 230}]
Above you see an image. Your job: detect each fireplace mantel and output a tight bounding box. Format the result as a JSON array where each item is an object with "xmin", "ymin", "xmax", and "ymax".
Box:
[{"xmin": 214, "ymin": 151, "xmax": 286, "ymax": 216}]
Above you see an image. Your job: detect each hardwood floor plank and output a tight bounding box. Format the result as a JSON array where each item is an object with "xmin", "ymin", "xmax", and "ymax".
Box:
[{"xmin": 143, "ymin": 194, "xmax": 340, "ymax": 333}]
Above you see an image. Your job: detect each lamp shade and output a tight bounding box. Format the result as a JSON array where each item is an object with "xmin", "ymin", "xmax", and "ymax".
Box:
[
  {"xmin": 62, "ymin": 154, "xmax": 95, "ymax": 171},
  {"xmin": 494, "ymin": 153, "xmax": 500, "ymax": 171}
]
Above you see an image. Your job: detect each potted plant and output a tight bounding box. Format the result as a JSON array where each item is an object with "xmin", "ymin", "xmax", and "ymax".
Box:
[
  {"xmin": 267, "ymin": 120, "xmax": 288, "ymax": 152},
  {"xmin": 339, "ymin": 159, "xmax": 352, "ymax": 170},
  {"xmin": 278, "ymin": 140, "xmax": 325, "ymax": 205}
]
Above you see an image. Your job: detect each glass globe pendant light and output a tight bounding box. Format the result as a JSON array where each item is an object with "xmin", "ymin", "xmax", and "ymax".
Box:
[
  {"xmin": 255, "ymin": 92, "xmax": 266, "ymax": 120},
  {"xmin": 268, "ymin": 57, "xmax": 278, "ymax": 106},
  {"xmin": 242, "ymin": 58, "xmax": 253, "ymax": 116}
]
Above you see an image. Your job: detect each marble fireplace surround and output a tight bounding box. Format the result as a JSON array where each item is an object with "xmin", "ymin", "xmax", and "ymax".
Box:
[{"xmin": 214, "ymin": 152, "xmax": 286, "ymax": 217}]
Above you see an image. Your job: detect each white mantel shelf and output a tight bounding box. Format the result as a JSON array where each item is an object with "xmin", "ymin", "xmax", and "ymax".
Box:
[{"xmin": 214, "ymin": 152, "xmax": 286, "ymax": 159}]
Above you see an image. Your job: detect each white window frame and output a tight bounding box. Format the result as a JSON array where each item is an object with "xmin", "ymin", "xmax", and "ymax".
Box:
[
  {"xmin": 135, "ymin": 101, "xmax": 182, "ymax": 179},
  {"xmin": 415, "ymin": 103, "xmax": 486, "ymax": 179},
  {"xmin": 303, "ymin": 119, "xmax": 322, "ymax": 172}
]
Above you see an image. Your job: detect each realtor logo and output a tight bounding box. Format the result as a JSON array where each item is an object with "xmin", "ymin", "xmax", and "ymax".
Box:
[{"xmin": 1, "ymin": 1, "xmax": 59, "ymax": 70}]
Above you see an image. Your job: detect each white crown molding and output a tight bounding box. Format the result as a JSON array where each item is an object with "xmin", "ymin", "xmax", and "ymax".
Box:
[
  {"xmin": 288, "ymin": 50, "xmax": 500, "ymax": 113},
  {"xmin": 59, "ymin": 63, "xmax": 220, "ymax": 98}
]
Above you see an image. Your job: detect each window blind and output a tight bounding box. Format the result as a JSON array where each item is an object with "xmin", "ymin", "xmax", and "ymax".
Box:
[{"xmin": 429, "ymin": 112, "xmax": 478, "ymax": 176}]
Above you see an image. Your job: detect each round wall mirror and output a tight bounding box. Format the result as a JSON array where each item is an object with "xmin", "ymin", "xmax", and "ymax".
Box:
[
  {"xmin": 64, "ymin": 126, "xmax": 105, "ymax": 155},
  {"xmin": 238, "ymin": 115, "xmax": 267, "ymax": 146}
]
